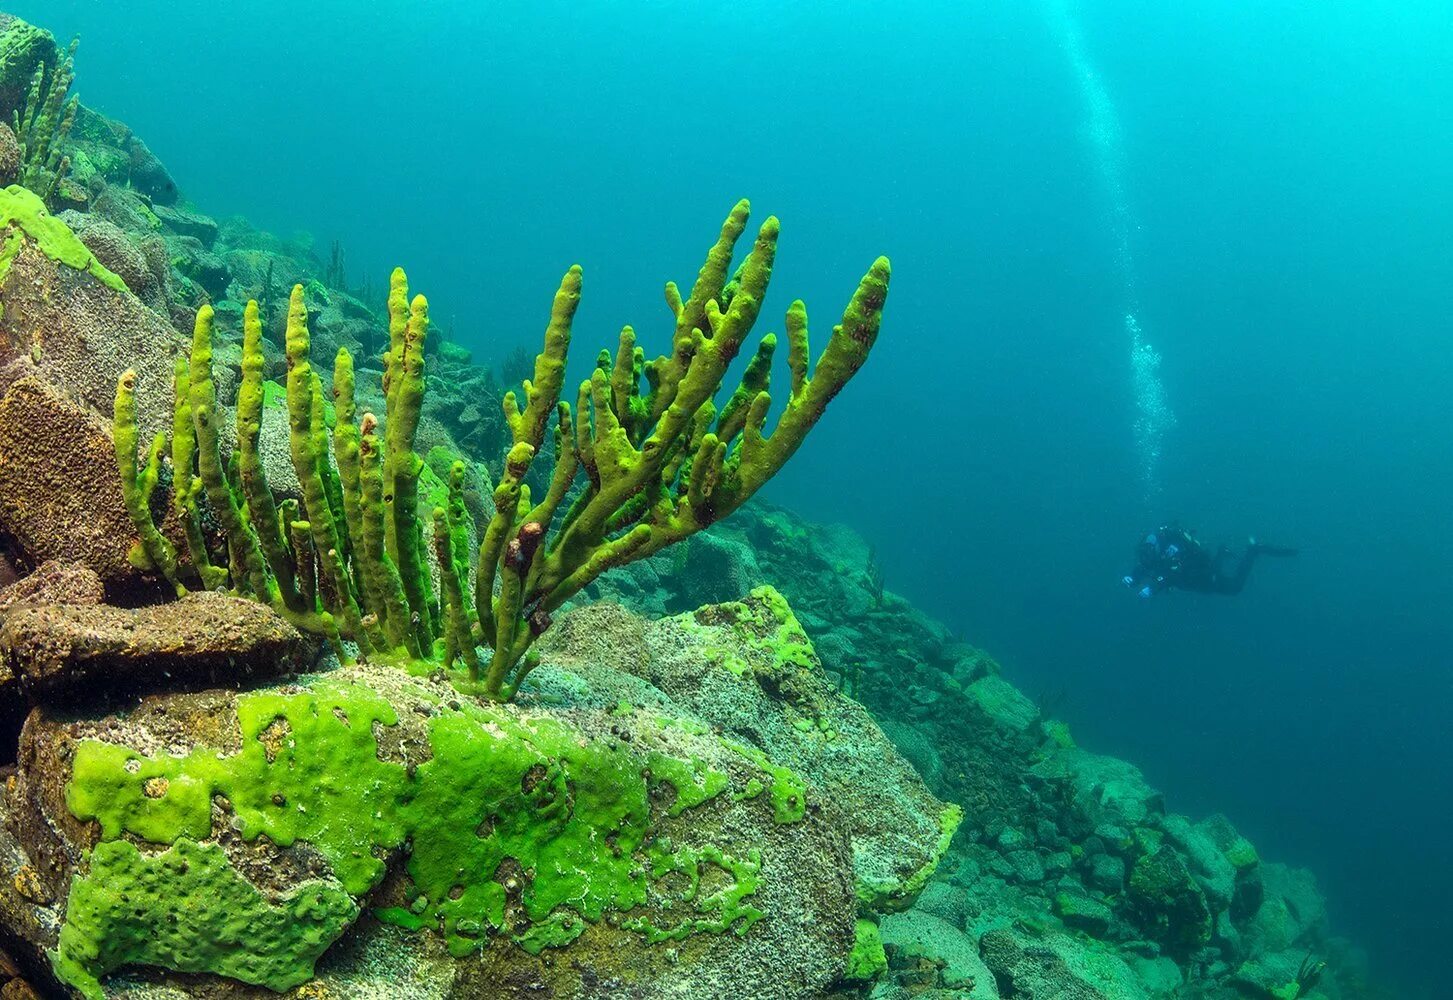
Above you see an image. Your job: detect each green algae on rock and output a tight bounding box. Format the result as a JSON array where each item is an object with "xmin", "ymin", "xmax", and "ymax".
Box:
[
  {"xmin": 539, "ymin": 590, "xmax": 962, "ymax": 921},
  {"xmin": 0, "ymin": 586, "xmax": 961, "ymax": 998},
  {"xmin": 50, "ymin": 838, "xmax": 357, "ymax": 1000},
  {"xmin": 0, "ymin": 183, "xmax": 125, "ymax": 291},
  {"xmin": 54, "ymin": 667, "xmax": 812, "ymax": 993}
]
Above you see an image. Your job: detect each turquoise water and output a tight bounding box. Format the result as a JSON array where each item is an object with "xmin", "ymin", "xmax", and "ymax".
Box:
[{"xmin": 15, "ymin": 1, "xmax": 1451, "ymax": 992}]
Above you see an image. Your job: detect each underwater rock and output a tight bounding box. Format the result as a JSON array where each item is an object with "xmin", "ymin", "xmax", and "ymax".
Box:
[
  {"xmin": 0, "ymin": 561, "xmax": 104, "ymax": 756},
  {"xmin": 62, "ymin": 215, "xmax": 154, "ymax": 300},
  {"xmin": 0, "ymin": 591, "xmax": 309, "ymax": 704},
  {"xmin": 979, "ymin": 926, "xmax": 1150, "ymax": 1000},
  {"xmin": 878, "ymin": 910, "xmax": 999, "ymax": 997},
  {"xmin": 122, "ymin": 134, "xmax": 177, "ymax": 206},
  {"xmin": 0, "ymin": 186, "xmax": 184, "ymax": 444},
  {"xmin": 169, "ymin": 237, "xmax": 230, "ymax": 299},
  {"xmin": 1127, "ymin": 845, "xmax": 1214, "ymax": 954},
  {"xmin": 0, "ymin": 374, "xmax": 146, "ymax": 596},
  {"xmin": 1241, "ymin": 862, "xmax": 1328, "ymax": 957},
  {"xmin": 1053, "ymin": 890, "xmax": 1114, "ymax": 936},
  {"xmin": 0, "ymin": 14, "xmax": 56, "ymax": 116},
  {"xmin": 1027, "ymin": 748, "xmax": 1164, "ymax": 832},
  {"xmin": 0, "ymin": 561, "xmax": 103, "ymax": 618},
  {"xmin": 1162, "ymin": 813, "xmax": 1237, "ymax": 913},
  {"xmin": 61, "ymin": 107, "xmax": 133, "ymax": 191},
  {"xmin": 964, "ymin": 675, "xmax": 1039, "ymax": 734},
  {"xmin": 150, "ymin": 204, "xmax": 217, "ymax": 247},
  {"xmin": 540, "ymin": 587, "xmax": 961, "ymax": 914},
  {"xmin": 0, "ymin": 591, "xmax": 952, "ymax": 998}
]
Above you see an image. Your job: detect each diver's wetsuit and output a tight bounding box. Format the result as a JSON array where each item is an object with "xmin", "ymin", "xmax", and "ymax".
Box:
[{"xmin": 1123, "ymin": 524, "xmax": 1296, "ymax": 598}]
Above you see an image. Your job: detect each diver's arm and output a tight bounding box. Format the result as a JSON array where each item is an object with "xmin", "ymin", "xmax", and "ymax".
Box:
[{"xmin": 1123, "ymin": 570, "xmax": 1158, "ymax": 599}]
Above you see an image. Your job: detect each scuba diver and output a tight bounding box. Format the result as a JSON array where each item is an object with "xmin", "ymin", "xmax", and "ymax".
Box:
[{"xmin": 1123, "ymin": 523, "xmax": 1297, "ymax": 599}]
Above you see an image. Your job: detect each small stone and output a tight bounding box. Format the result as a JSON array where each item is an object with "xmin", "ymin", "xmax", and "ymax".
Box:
[
  {"xmin": 1054, "ymin": 891, "xmax": 1114, "ymax": 936},
  {"xmin": 1087, "ymin": 852, "xmax": 1126, "ymax": 892},
  {"xmin": 12, "ymin": 866, "xmax": 51, "ymax": 905},
  {"xmin": 1005, "ymin": 849, "xmax": 1046, "ymax": 884}
]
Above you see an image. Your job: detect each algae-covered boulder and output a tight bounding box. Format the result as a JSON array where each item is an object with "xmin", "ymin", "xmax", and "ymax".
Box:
[
  {"xmin": 541, "ymin": 586, "xmax": 962, "ymax": 913},
  {"xmin": 0, "ymin": 186, "xmax": 182, "ymax": 436},
  {"xmin": 0, "ymin": 591, "xmax": 954, "ymax": 999},
  {"xmin": 0, "ymin": 14, "xmax": 58, "ymax": 117},
  {"xmin": 1127, "ymin": 844, "xmax": 1213, "ymax": 954}
]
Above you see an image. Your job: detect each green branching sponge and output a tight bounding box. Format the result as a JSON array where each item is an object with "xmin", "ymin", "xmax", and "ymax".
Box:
[
  {"xmin": 473, "ymin": 200, "xmax": 891, "ymax": 698},
  {"xmin": 12, "ymin": 35, "xmax": 79, "ymax": 206},
  {"xmin": 112, "ymin": 203, "xmax": 889, "ymax": 700},
  {"xmin": 113, "ymin": 371, "xmax": 184, "ymax": 596}
]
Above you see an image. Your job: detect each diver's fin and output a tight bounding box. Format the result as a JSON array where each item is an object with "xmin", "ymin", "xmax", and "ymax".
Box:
[{"xmin": 1250, "ymin": 539, "xmax": 1298, "ymax": 557}]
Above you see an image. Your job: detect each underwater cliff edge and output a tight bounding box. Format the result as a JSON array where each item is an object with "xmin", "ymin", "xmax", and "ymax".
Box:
[{"xmin": 0, "ymin": 9, "xmax": 1396, "ymax": 1000}]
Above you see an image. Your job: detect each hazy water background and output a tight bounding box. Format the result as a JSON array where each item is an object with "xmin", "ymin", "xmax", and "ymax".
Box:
[{"xmin": 15, "ymin": 1, "xmax": 1452, "ymax": 992}]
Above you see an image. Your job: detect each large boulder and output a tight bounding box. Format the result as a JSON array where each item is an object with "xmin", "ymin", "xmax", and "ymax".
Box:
[
  {"xmin": 541, "ymin": 586, "xmax": 962, "ymax": 913},
  {"xmin": 0, "ymin": 187, "xmax": 186, "ymax": 597},
  {"xmin": 1026, "ymin": 749, "xmax": 1164, "ymax": 833},
  {"xmin": 0, "ymin": 15, "xmax": 58, "ymax": 118},
  {"xmin": 0, "ymin": 185, "xmax": 184, "ymax": 438},
  {"xmin": 0, "ymin": 591, "xmax": 954, "ymax": 998}
]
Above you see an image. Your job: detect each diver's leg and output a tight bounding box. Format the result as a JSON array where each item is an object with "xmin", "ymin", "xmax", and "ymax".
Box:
[{"xmin": 1214, "ymin": 546, "xmax": 1259, "ymax": 595}]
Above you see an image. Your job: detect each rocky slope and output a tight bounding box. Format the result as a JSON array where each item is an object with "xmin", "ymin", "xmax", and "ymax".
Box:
[{"xmin": 583, "ymin": 502, "xmax": 1387, "ymax": 1000}]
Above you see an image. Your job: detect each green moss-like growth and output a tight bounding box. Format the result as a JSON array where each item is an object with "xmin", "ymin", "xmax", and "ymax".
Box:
[
  {"xmin": 115, "ymin": 205, "xmax": 889, "ymax": 701},
  {"xmin": 686, "ymin": 585, "xmax": 834, "ymax": 731},
  {"xmin": 50, "ymin": 838, "xmax": 357, "ymax": 1000},
  {"xmin": 0, "ymin": 183, "xmax": 125, "ymax": 290},
  {"xmin": 57, "ymin": 675, "xmax": 804, "ymax": 993},
  {"xmin": 844, "ymin": 918, "xmax": 888, "ymax": 982}
]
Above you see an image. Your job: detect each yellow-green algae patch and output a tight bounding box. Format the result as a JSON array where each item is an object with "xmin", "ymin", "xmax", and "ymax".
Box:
[
  {"xmin": 0, "ymin": 184, "xmax": 128, "ymax": 293},
  {"xmin": 50, "ymin": 839, "xmax": 356, "ymax": 1000},
  {"xmin": 57, "ymin": 676, "xmax": 801, "ymax": 994},
  {"xmin": 844, "ymin": 917, "xmax": 888, "ymax": 982}
]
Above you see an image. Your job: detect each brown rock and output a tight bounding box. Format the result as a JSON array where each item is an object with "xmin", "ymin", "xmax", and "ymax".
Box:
[
  {"xmin": 0, "ymin": 374, "xmax": 143, "ymax": 597},
  {"xmin": 0, "ymin": 592, "xmax": 311, "ymax": 705},
  {"xmin": 0, "ymin": 227, "xmax": 185, "ymax": 443},
  {"xmin": 0, "ymin": 562, "xmax": 105, "ymax": 752},
  {"xmin": 0, "ymin": 561, "xmax": 105, "ymax": 617},
  {"xmin": 0, "ymin": 977, "xmax": 41, "ymax": 1000},
  {"xmin": 0, "ymin": 123, "xmax": 18, "ymax": 188}
]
